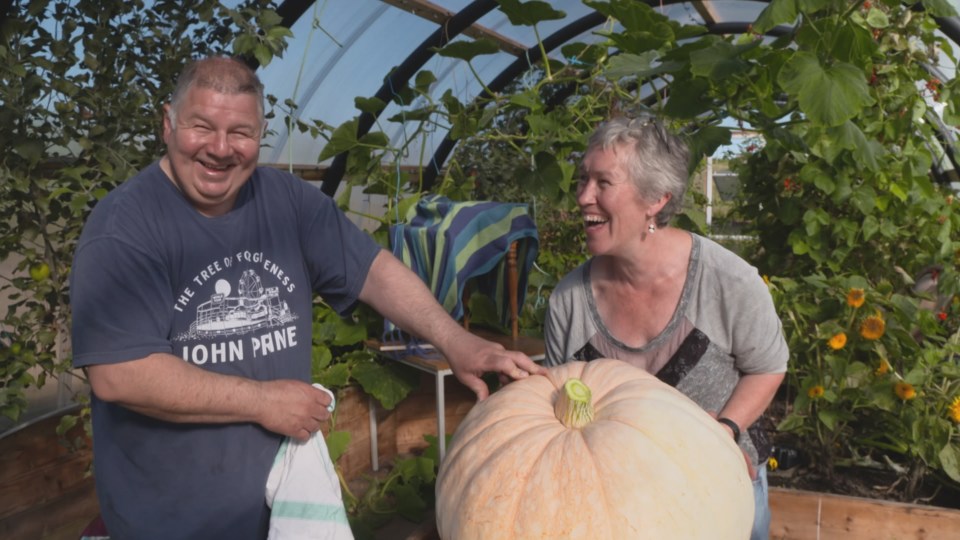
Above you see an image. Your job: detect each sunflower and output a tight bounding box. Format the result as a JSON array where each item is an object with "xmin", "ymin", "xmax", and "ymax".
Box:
[
  {"xmin": 860, "ymin": 313, "xmax": 885, "ymax": 340},
  {"xmin": 827, "ymin": 332, "xmax": 847, "ymax": 350},
  {"xmin": 949, "ymin": 397, "xmax": 960, "ymax": 423},
  {"xmin": 808, "ymin": 385, "xmax": 825, "ymax": 399},
  {"xmin": 875, "ymin": 359, "xmax": 890, "ymax": 376},
  {"xmin": 847, "ymin": 288, "xmax": 865, "ymax": 308},
  {"xmin": 894, "ymin": 382, "xmax": 917, "ymax": 401}
]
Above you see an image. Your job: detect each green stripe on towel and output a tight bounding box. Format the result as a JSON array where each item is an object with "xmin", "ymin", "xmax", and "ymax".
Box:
[{"xmin": 271, "ymin": 501, "xmax": 350, "ymax": 524}]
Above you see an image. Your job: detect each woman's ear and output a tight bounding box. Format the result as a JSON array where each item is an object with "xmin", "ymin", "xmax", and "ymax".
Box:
[{"xmin": 647, "ymin": 192, "xmax": 672, "ymax": 219}]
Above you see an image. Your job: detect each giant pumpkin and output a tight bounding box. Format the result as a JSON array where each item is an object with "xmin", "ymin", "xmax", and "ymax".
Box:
[{"xmin": 435, "ymin": 359, "xmax": 754, "ymax": 539}]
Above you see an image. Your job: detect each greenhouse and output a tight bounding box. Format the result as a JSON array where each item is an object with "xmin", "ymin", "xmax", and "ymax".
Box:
[{"xmin": 3, "ymin": 0, "xmax": 960, "ymax": 538}]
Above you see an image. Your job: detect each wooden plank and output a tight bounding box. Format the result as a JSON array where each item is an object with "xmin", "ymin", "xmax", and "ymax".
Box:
[
  {"xmin": 378, "ymin": 0, "xmax": 527, "ymax": 57},
  {"xmin": 0, "ymin": 480, "xmax": 98, "ymax": 540},
  {"xmin": 770, "ymin": 487, "xmax": 960, "ymax": 539},
  {"xmin": 0, "ymin": 410, "xmax": 98, "ymax": 540}
]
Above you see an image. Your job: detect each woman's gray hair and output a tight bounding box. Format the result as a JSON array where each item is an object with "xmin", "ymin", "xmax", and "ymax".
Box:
[
  {"xmin": 167, "ymin": 56, "xmax": 265, "ymax": 125},
  {"xmin": 586, "ymin": 116, "xmax": 691, "ymax": 227}
]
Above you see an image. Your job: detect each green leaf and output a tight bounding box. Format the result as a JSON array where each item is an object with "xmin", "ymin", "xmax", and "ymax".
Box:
[
  {"xmin": 318, "ymin": 119, "xmax": 359, "ymax": 162},
  {"xmin": 497, "ymin": 0, "xmax": 566, "ymax": 26},
  {"xmin": 688, "ymin": 125, "xmax": 731, "ymax": 164},
  {"xmin": 315, "ymin": 362, "xmax": 351, "ymax": 388},
  {"xmin": 311, "ymin": 345, "xmax": 332, "ymax": 373},
  {"xmin": 392, "ymin": 483, "xmax": 428, "ymax": 522},
  {"xmin": 850, "ymin": 185, "xmax": 877, "ymax": 215},
  {"xmin": 435, "ymin": 38, "xmax": 500, "ymax": 62},
  {"xmin": 13, "ymin": 140, "xmax": 44, "ymax": 164},
  {"xmin": 820, "ymin": 121, "xmax": 882, "ymax": 171},
  {"xmin": 357, "ymin": 131, "xmax": 390, "ymax": 150},
  {"xmin": 922, "ymin": 0, "xmax": 959, "ymax": 17},
  {"xmin": 603, "ymin": 51, "xmax": 659, "ymax": 80},
  {"xmin": 862, "ymin": 215, "xmax": 879, "ymax": 240},
  {"xmin": 818, "ymin": 409, "xmax": 840, "ymax": 431},
  {"xmin": 663, "ymin": 77, "xmax": 712, "ymax": 119},
  {"xmin": 253, "ymin": 45, "xmax": 272, "ymax": 68},
  {"xmin": 351, "ymin": 361, "xmax": 417, "ymax": 410},
  {"xmin": 396, "ymin": 455, "xmax": 436, "ymax": 484},
  {"xmin": 689, "ymin": 40, "xmax": 750, "ymax": 80},
  {"xmin": 778, "ymin": 52, "xmax": 875, "ymax": 127},
  {"xmin": 939, "ymin": 443, "xmax": 960, "ymax": 482},
  {"xmin": 325, "ymin": 430, "xmax": 351, "ymax": 463},
  {"xmin": 414, "ymin": 70, "xmax": 437, "ymax": 94},
  {"xmin": 517, "ymin": 151, "xmax": 570, "ymax": 201},
  {"xmin": 354, "ymin": 96, "xmax": 386, "ymax": 114},
  {"xmin": 753, "ymin": 0, "xmax": 798, "ymax": 35},
  {"xmin": 864, "ymin": 8, "xmax": 889, "ymax": 29}
]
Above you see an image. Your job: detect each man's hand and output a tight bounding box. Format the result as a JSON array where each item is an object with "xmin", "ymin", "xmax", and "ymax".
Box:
[
  {"xmin": 359, "ymin": 250, "xmax": 547, "ymax": 400},
  {"xmin": 87, "ymin": 354, "xmax": 333, "ymax": 441},
  {"xmin": 440, "ymin": 330, "xmax": 546, "ymax": 400},
  {"xmin": 255, "ymin": 380, "xmax": 335, "ymax": 441}
]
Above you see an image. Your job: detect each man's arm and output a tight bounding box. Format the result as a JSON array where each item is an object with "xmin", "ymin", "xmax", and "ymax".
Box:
[
  {"xmin": 358, "ymin": 250, "xmax": 545, "ymax": 400},
  {"xmin": 86, "ymin": 353, "xmax": 332, "ymax": 441}
]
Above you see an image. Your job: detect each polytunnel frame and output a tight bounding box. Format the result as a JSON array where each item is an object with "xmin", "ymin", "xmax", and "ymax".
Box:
[{"xmin": 263, "ymin": 0, "xmax": 960, "ymax": 194}]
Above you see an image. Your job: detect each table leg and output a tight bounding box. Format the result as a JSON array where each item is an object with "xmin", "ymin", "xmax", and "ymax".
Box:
[
  {"xmin": 369, "ymin": 395, "xmax": 379, "ymax": 471},
  {"xmin": 437, "ymin": 371, "xmax": 446, "ymax": 461}
]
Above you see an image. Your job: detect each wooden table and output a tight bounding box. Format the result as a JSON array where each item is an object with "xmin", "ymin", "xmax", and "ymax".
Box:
[{"xmin": 368, "ymin": 328, "xmax": 545, "ymax": 465}]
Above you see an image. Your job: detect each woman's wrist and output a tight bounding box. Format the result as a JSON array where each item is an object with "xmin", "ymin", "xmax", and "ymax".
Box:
[{"xmin": 716, "ymin": 417, "xmax": 741, "ymax": 444}]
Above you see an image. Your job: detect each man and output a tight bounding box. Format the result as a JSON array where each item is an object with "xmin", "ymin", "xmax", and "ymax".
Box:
[{"xmin": 70, "ymin": 56, "xmax": 543, "ymax": 539}]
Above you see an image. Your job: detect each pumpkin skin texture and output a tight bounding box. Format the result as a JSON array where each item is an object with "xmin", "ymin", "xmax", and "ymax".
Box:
[{"xmin": 435, "ymin": 359, "xmax": 754, "ymax": 540}]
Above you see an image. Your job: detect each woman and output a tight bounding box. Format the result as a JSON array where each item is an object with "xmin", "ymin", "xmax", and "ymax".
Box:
[{"xmin": 543, "ymin": 116, "xmax": 788, "ymax": 540}]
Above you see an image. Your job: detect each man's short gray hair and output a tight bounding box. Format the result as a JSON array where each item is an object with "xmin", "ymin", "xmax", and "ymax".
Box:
[{"xmin": 167, "ymin": 56, "xmax": 265, "ymax": 125}]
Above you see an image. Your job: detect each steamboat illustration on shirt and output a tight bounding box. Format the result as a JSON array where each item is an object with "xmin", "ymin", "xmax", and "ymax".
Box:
[{"xmin": 175, "ymin": 268, "xmax": 297, "ymax": 341}]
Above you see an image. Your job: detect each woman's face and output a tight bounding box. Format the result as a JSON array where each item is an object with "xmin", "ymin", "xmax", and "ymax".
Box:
[{"xmin": 576, "ymin": 145, "xmax": 652, "ymax": 257}]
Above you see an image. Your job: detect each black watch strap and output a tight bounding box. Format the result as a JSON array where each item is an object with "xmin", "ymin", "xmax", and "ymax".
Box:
[{"xmin": 717, "ymin": 417, "xmax": 741, "ymax": 444}]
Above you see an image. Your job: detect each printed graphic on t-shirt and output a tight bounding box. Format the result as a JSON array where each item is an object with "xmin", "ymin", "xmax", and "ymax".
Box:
[{"xmin": 171, "ymin": 251, "xmax": 300, "ymax": 365}]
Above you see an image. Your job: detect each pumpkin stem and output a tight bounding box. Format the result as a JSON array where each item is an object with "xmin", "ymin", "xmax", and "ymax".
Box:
[{"xmin": 555, "ymin": 378, "xmax": 594, "ymax": 428}]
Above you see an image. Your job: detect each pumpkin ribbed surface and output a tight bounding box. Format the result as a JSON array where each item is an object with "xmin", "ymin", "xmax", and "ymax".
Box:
[{"xmin": 435, "ymin": 359, "xmax": 754, "ymax": 539}]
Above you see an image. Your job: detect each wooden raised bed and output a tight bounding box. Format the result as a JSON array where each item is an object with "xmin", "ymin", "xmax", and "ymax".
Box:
[
  {"xmin": 769, "ymin": 486, "xmax": 960, "ymax": 539},
  {"xmin": 0, "ymin": 407, "xmax": 97, "ymax": 540},
  {"xmin": 6, "ymin": 378, "xmax": 960, "ymax": 540},
  {"xmin": 0, "ymin": 373, "xmax": 475, "ymax": 540}
]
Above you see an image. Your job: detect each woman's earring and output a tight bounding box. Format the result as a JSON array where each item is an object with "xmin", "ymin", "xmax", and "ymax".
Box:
[{"xmin": 648, "ymin": 223, "xmax": 656, "ymax": 234}]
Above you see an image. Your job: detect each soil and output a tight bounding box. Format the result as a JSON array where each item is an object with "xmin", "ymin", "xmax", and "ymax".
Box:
[
  {"xmin": 768, "ymin": 461, "xmax": 960, "ymax": 509},
  {"xmin": 765, "ymin": 393, "xmax": 960, "ymax": 510}
]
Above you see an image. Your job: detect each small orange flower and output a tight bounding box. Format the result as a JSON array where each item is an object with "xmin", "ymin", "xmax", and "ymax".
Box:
[
  {"xmin": 847, "ymin": 288, "xmax": 865, "ymax": 308},
  {"xmin": 827, "ymin": 332, "xmax": 847, "ymax": 350},
  {"xmin": 939, "ymin": 311, "xmax": 948, "ymax": 321},
  {"xmin": 860, "ymin": 313, "xmax": 885, "ymax": 340},
  {"xmin": 894, "ymin": 382, "xmax": 916, "ymax": 401},
  {"xmin": 768, "ymin": 457, "xmax": 779, "ymax": 471},
  {"xmin": 949, "ymin": 397, "xmax": 960, "ymax": 423},
  {"xmin": 808, "ymin": 385, "xmax": 825, "ymax": 399},
  {"xmin": 875, "ymin": 359, "xmax": 890, "ymax": 376}
]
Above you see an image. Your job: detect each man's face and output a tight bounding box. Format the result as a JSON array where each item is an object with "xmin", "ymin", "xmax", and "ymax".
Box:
[{"xmin": 161, "ymin": 85, "xmax": 263, "ymax": 217}]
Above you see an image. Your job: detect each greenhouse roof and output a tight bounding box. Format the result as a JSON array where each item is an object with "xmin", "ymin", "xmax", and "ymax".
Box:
[{"xmin": 255, "ymin": 0, "xmax": 960, "ymax": 195}]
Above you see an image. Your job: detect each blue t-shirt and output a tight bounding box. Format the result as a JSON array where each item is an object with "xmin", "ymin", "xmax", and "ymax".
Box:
[{"xmin": 70, "ymin": 162, "xmax": 380, "ymax": 539}]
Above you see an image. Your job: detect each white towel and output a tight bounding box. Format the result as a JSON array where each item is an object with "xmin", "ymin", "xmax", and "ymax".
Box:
[{"xmin": 265, "ymin": 384, "xmax": 354, "ymax": 540}]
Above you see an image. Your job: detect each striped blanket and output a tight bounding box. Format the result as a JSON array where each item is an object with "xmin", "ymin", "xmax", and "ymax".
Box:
[{"xmin": 386, "ymin": 195, "xmax": 539, "ymax": 339}]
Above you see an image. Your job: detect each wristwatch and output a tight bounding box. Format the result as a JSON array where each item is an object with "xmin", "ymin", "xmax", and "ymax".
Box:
[{"xmin": 716, "ymin": 417, "xmax": 741, "ymax": 444}]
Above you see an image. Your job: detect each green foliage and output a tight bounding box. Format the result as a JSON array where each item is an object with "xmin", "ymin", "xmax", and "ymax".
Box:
[
  {"xmin": 341, "ymin": 435, "xmax": 443, "ymax": 540},
  {"xmin": 771, "ymin": 274, "xmax": 960, "ymax": 498},
  {"xmin": 5, "ymin": 0, "xmax": 960, "ymax": 521},
  {"xmin": 0, "ymin": 0, "xmax": 288, "ymax": 423},
  {"xmin": 309, "ymin": 0, "xmax": 960, "ymax": 504}
]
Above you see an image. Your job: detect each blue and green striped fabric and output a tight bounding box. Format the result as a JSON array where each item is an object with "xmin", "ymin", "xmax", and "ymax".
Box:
[{"xmin": 388, "ymin": 195, "xmax": 539, "ymax": 334}]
